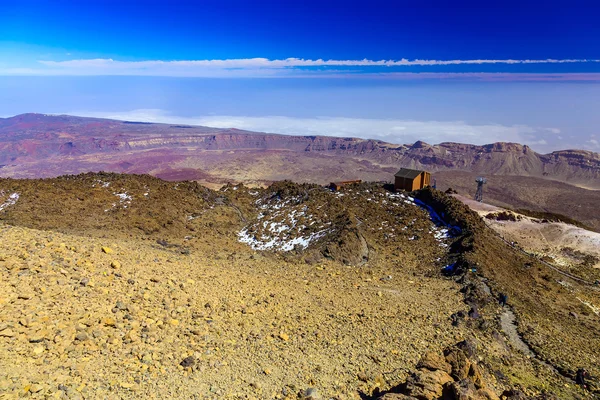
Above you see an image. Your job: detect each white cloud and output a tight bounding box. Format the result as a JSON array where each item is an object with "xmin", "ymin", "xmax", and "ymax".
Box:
[
  {"xmin": 527, "ymin": 139, "xmax": 548, "ymax": 145},
  {"xmin": 587, "ymin": 138, "xmax": 600, "ymax": 149},
  {"xmin": 0, "ymin": 57, "xmax": 597, "ymax": 77},
  {"xmin": 40, "ymin": 57, "xmax": 600, "ymax": 68},
  {"xmin": 68, "ymin": 109, "xmax": 563, "ymax": 151}
]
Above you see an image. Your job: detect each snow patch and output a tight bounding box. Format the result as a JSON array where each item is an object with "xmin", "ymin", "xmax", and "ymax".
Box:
[
  {"xmin": 92, "ymin": 180, "xmax": 110, "ymax": 188},
  {"xmin": 239, "ymin": 191, "xmax": 330, "ymax": 251},
  {"xmin": 0, "ymin": 192, "xmax": 19, "ymax": 211},
  {"xmin": 238, "ymin": 228, "xmax": 328, "ymax": 251},
  {"xmin": 105, "ymin": 192, "xmax": 133, "ymax": 211}
]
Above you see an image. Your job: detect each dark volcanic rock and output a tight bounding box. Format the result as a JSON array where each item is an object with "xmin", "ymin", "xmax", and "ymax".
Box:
[{"xmin": 180, "ymin": 356, "xmax": 195, "ymax": 368}]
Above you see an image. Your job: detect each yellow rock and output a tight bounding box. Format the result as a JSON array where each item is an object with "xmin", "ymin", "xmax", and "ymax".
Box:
[
  {"xmin": 278, "ymin": 332, "xmax": 289, "ymax": 341},
  {"xmin": 33, "ymin": 346, "xmax": 45, "ymax": 355},
  {"xmin": 0, "ymin": 328, "xmax": 15, "ymax": 338},
  {"xmin": 110, "ymin": 261, "xmax": 120, "ymax": 269},
  {"xmin": 168, "ymin": 319, "xmax": 179, "ymax": 326},
  {"xmin": 103, "ymin": 317, "xmax": 116, "ymax": 327},
  {"xmin": 30, "ymin": 384, "xmax": 44, "ymax": 393},
  {"xmin": 18, "ymin": 292, "xmax": 34, "ymax": 300},
  {"xmin": 101, "ymin": 247, "xmax": 113, "ymax": 254},
  {"xmin": 124, "ymin": 329, "xmax": 139, "ymax": 341}
]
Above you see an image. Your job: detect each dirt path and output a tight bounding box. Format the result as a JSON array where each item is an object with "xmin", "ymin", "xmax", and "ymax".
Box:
[
  {"xmin": 499, "ymin": 308, "xmax": 575, "ymax": 383},
  {"xmin": 499, "ymin": 309, "xmax": 534, "ymax": 356},
  {"xmin": 498, "ymin": 306, "xmax": 578, "ymax": 385}
]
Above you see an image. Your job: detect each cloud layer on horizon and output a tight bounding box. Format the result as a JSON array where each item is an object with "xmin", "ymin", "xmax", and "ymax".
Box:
[
  {"xmin": 2, "ymin": 57, "xmax": 600, "ymax": 78},
  {"xmin": 66, "ymin": 109, "xmax": 581, "ymax": 153}
]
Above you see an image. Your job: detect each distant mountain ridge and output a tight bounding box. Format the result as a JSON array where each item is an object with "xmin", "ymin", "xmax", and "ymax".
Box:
[{"xmin": 0, "ymin": 113, "xmax": 599, "ymax": 189}]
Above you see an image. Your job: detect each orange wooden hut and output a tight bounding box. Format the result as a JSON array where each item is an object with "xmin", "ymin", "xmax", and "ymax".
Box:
[{"xmin": 394, "ymin": 168, "xmax": 431, "ymax": 192}]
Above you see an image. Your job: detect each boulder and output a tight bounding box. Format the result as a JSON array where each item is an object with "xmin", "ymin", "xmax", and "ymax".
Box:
[
  {"xmin": 467, "ymin": 363, "xmax": 485, "ymax": 389},
  {"xmin": 500, "ymin": 389, "xmax": 528, "ymax": 399},
  {"xmin": 380, "ymin": 342, "xmax": 500, "ymax": 400},
  {"xmin": 417, "ymin": 351, "xmax": 452, "ymax": 374},
  {"xmin": 444, "ymin": 348, "xmax": 472, "ymax": 381},
  {"xmin": 456, "ymin": 339, "xmax": 477, "ymax": 358},
  {"xmin": 404, "ymin": 369, "xmax": 454, "ymax": 400},
  {"xmin": 445, "ymin": 379, "xmax": 500, "ymax": 400}
]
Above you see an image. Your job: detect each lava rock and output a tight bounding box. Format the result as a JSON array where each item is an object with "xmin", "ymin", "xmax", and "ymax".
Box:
[{"xmin": 180, "ymin": 356, "xmax": 195, "ymax": 368}]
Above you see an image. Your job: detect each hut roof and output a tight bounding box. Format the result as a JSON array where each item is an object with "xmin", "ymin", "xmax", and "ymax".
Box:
[{"xmin": 394, "ymin": 168, "xmax": 425, "ymax": 179}]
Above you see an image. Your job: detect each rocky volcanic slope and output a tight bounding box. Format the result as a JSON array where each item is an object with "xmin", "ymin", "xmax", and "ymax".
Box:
[
  {"xmin": 1, "ymin": 113, "xmax": 599, "ymax": 233},
  {"xmin": 0, "ymin": 173, "xmax": 598, "ymax": 399},
  {"xmin": 0, "ymin": 114, "xmax": 599, "ymax": 189},
  {"xmin": 434, "ymin": 170, "xmax": 600, "ymax": 233}
]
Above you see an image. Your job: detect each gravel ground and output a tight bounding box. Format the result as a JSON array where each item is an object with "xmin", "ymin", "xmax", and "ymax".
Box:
[{"xmin": 0, "ymin": 224, "xmax": 467, "ymax": 399}]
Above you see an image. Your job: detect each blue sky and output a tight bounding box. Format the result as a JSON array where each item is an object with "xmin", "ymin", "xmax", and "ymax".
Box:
[
  {"xmin": 3, "ymin": 0, "xmax": 600, "ymax": 63},
  {"xmin": 1, "ymin": 0, "xmax": 600, "ymax": 152}
]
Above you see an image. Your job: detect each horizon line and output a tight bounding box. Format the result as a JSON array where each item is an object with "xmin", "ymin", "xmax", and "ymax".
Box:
[
  {"xmin": 2, "ymin": 57, "xmax": 600, "ymax": 78},
  {"xmin": 2, "ymin": 112, "xmax": 598, "ymax": 156}
]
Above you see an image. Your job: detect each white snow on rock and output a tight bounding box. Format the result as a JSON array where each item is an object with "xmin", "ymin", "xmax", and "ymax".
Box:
[
  {"xmin": 0, "ymin": 192, "xmax": 19, "ymax": 211},
  {"xmin": 238, "ymin": 228, "xmax": 328, "ymax": 251},
  {"xmin": 92, "ymin": 180, "xmax": 111, "ymax": 188},
  {"xmin": 385, "ymin": 191, "xmax": 457, "ymax": 246},
  {"xmin": 238, "ymin": 191, "xmax": 329, "ymax": 251},
  {"xmin": 105, "ymin": 192, "xmax": 133, "ymax": 211},
  {"xmin": 239, "ymin": 185, "xmax": 460, "ymax": 252},
  {"xmin": 115, "ymin": 192, "xmax": 133, "ymax": 208},
  {"xmin": 115, "ymin": 192, "xmax": 132, "ymax": 202}
]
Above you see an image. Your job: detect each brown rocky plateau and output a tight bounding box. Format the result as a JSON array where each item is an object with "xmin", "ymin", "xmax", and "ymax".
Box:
[
  {"xmin": 0, "ymin": 175, "xmax": 598, "ymax": 399},
  {"xmin": 1, "ymin": 113, "xmax": 599, "ymax": 232}
]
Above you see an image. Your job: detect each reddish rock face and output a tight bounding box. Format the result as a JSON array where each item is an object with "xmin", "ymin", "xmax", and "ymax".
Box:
[
  {"xmin": 0, "ymin": 113, "xmax": 598, "ymax": 189},
  {"xmin": 482, "ymin": 142, "xmax": 527, "ymax": 153}
]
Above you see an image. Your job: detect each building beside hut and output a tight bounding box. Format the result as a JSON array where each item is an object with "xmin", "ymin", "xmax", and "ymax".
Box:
[
  {"xmin": 329, "ymin": 180, "xmax": 362, "ymax": 191},
  {"xmin": 394, "ymin": 168, "xmax": 431, "ymax": 192}
]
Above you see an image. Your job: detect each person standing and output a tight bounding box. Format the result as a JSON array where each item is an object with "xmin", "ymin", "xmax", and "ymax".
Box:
[
  {"xmin": 576, "ymin": 368, "xmax": 588, "ymax": 390},
  {"xmin": 499, "ymin": 293, "xmax": 508, "ymax": 307}
]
